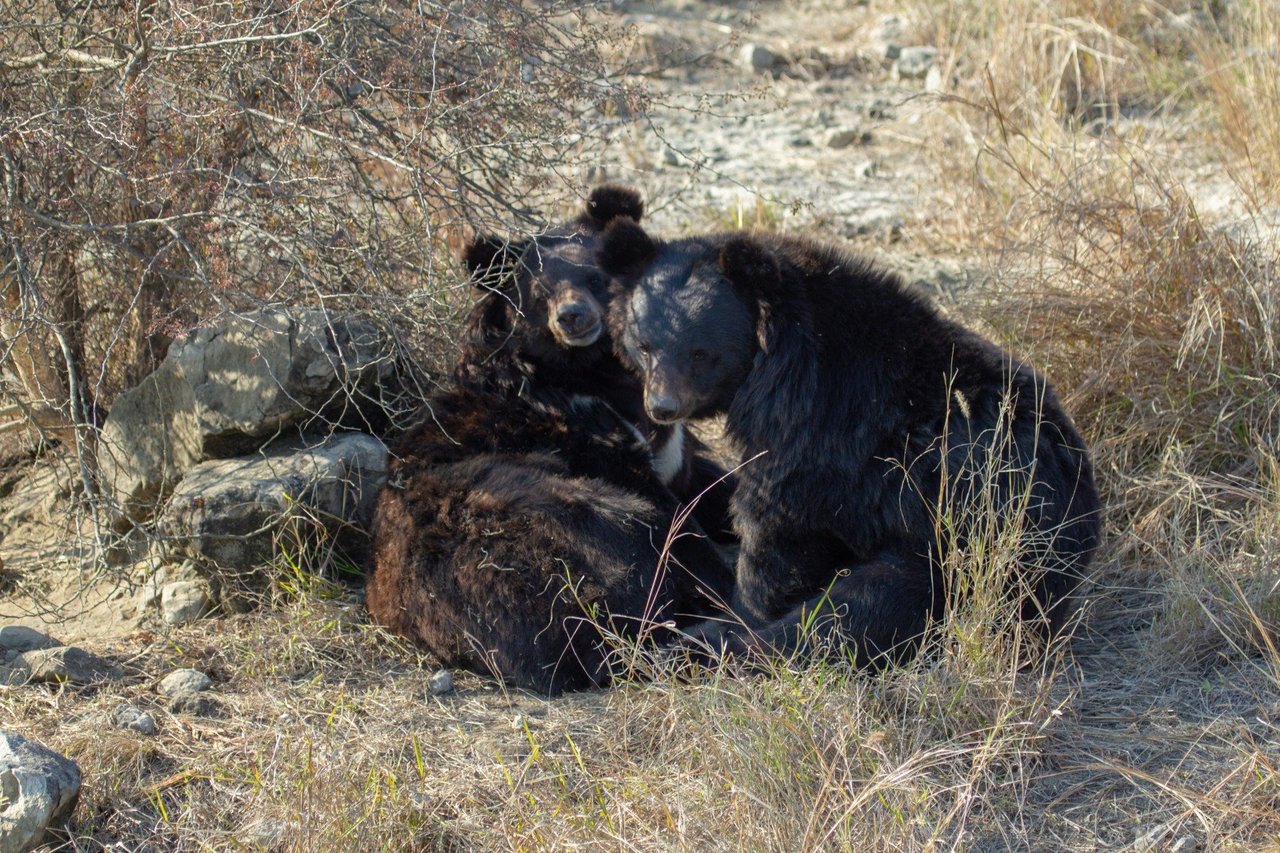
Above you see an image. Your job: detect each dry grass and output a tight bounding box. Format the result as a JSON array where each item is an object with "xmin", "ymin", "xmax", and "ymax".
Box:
[{"xmin": 6, "ymin": 1, "xmax": 1280, "ymax": 850}]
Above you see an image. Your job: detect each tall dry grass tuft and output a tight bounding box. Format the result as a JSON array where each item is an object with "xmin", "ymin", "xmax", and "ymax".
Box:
[
  {"xmin": 916, "ymin": 0, "xmax": 1280, "ymax": 680},
  {"xmin": 1203, "ymin": 0, "xmax": 1280, "ymax": 206},
  {"xmin": 942, "ymin": 134, "xmax": 1279, "ymax": 670},
  {"xmin": 916, "ymin": 0, "xmax": 1208, "ymax": 134},
  {"xmin": 981, "ymin": 182, "xmax": 1276, "ymax": 497}
]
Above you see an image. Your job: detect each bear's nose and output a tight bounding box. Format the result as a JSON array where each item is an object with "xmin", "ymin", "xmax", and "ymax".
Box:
[
  {"xmin": 556, "ymin": 305, "xmax": 590, "ymax": 334},
  {"xmin": 647, "ymin": 395, "xmax": 681, "ymax": 423}
]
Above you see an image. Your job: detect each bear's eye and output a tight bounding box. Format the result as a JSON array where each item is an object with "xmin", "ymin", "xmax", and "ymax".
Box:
[{"xmin": 637, "ymin": 342, "xmax": 650, "ymax": 355}]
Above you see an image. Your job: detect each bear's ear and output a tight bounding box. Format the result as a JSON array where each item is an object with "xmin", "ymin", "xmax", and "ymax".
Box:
[
  {"xmin": 719, "ymin": 236, "xmax": 785, "ymax": 354},
  {"xmin": 463, "ymin": 234, "xmax": 524, "ymax": 290},
  {"xmin": 580, "ymin": 184, "xmax": 644, "ymax": 230},
  {"xmin": 596, "ymin": 217, "xmax": 658, "ymax": 277},
  {"xmin": 719, "ymin": 236, "xmax": 782, "ymax": 300}
]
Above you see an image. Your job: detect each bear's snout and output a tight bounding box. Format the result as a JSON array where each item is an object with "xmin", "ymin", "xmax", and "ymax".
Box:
[
  {"xmin": 548, "ymin": 291, "xmax": 604, "ymax": 347},
  {"xmin": 556, "ymin": 304, "xmax": 592, "ymax": 335},
  {"xmin": 645, "ymin": 392, "xmax": 682, "ymax": 424}
]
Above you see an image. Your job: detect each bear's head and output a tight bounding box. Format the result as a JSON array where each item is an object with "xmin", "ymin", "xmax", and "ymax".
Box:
[
  {"xmin": 598, "ymin": 219, "xmax": 784, "ymax": 424},
  {"xmin": 464, "ymin": 184, "xmax": 645, "ymax": 353}
]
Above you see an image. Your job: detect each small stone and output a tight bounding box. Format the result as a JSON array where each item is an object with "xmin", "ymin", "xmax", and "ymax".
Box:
[
  {"xmin": 0, "ymin": 626, "xmax": 59, "ymax": 655},
  {"xmin": 895, "ymin": 46, "xmax": 937, "ymax": 80},
  {"xmin": 925, "ymin": 64, "xmax": 944, "ymax": 93},
  {"xmin": 8, "ymin": 646, "xmax": 120, "ymax": 685},
  {"xmin": 739, "ymin": 43, "xmax": 777, "ymax": 73},
  {"xmin": 243, "ymin": 818, "xmax": 292, "ymax": 847},
  {"xmin": 870, "ymin": 14, "xmax": 906, "ymax": 61},
  {"xmin": 428, "ymin": 669, "xmax": 454, "ymax": 696},
  {"xmin": 824, "ymin": 127, "xmax": 872, "ymax": 149},
  {"xmin": 868, "ymin": 100, "xmax": 894, "ymax": 120},
  {"xmin": 167, "ymin": 692, "xmax": 221, "ymax": 717},
  {"xmin": 158, "ymin": 668, "xmax": 212, "ymax": 696},
  {"xmin": 0, "ymin": 731, "xmax": 81, "ymax": 853},
  {"xmin": 112, "ymin": 703, "xmax": 158, "ymax": 736},
  {"xmin": 160, "ymin": 579, "xmax": 211, "ymax": 625}
]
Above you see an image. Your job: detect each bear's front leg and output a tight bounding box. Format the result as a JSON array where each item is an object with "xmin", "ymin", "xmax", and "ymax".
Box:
[{"xmin": 730, "ymin": 528, "xmax": 847, "ymax": 625}]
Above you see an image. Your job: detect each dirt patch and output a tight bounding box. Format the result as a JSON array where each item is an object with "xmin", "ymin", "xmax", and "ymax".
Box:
[{"xmin": 0, "ymin": 450, "xmax": 145, "ymax": 644}]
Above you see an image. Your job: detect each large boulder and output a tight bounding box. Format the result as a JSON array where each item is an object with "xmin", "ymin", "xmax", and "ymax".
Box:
[
  {"xmin": 0, "ymin": 628, "xmax": 58, "ymax": 665},
  {"xmin": 0, "ymin": 731, "xmax": 81, "ymax": 853},
  {"xmin": 2, "ymin": 647, "xmax": 120, "ymax": 686},
  {"xmin": 157, "ymin": 432, "xmax": 388, "ymax": 575},
  {"xmin": 98, "ymin": 309, "xmax": 398, "ymax": 523}
]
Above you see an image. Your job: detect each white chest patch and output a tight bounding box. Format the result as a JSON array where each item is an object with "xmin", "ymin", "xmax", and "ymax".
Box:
[{"xmin": 652, "ymin": 423, "xmax": 686, "ymax": 485}]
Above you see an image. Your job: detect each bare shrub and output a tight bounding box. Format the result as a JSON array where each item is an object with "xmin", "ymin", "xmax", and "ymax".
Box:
[{"xmin": 0, "ymin": 0, "xmax": 649, "ymax": 448}]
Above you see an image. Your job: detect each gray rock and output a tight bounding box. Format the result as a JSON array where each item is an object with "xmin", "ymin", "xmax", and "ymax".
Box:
[
  {"xmin": 824, "ymin": 127, "xmax": 872, "ymax": 149},
  {"xmin": 0, "ymin": 731, "xmax": 81, "ymax": 853},
  {"xmin": 112, "ymin": 703, "xmax": 158, "ymax": 736},
  {"xmin": 428, "ymin": 669, "xmax": 454, "ymax": 696},
  {"xmin": 6, "ymin": 647, "xmax": 119, "ymax": 685},
  {"xmin": 739, "ymin": 43, "xmax": 777, "ymax": 73},
  {"xmin": 0, "ymin": 627, "xmax": 59, "ymax": 660},
  {"xmin": 158, "ymin": 668, "xmax": 212, "ymax": 696},
  {"xmin": 243, "ymin": 818, "xmax": 293, "ymax": 847},
  {"xmin": 167, "ymin": 693, "xmax": 221, "ymax": 717},
  {"xmin": 870, "ymin": 14, "xmax": 906, "ymax": 61},
  {"xmin": 158, "ymin": 432, "xmax": 388, "ymax": 573},
  {"xmin": 133, "ymin": 559, "xmax": 208, "ymax": 615},
  {"xmin": 160, "ymin": 580, "xmax": 211, "ymax": 625},
  {"xmin": 894, "ymin": 46, "xmax": 937, "ymax": 80},
  {"xmin": 98, "ymin": 309, "xmax": 397, "ymax": 522}
]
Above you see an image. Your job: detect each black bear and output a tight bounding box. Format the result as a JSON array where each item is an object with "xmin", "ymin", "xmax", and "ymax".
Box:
[
  {"xmin": 366, "ymin": 187, "xmax": 734, "ymax": 694},
  {"xmin": 459, "ymin": 189, "xmax": 738, "ymax": 542},
  {"xmin": 598, "ymin": 219, "xmax": 1103, "ymax": 666}
]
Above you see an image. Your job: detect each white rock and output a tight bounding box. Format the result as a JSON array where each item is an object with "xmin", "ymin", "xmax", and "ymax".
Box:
[
  {"xmin": 739, "ymin": 43, "xmax": 777, "ymax": 73},
  {"xmin": 0, "ymin": 731, "xmax": 81, "ymax": 853},
  {"xmin": 925, "ymin": 64, "xmax": 944, "ymax": 93},
  {"xmin": 895, "ymin": 46, "xmax": 938, "ymax": 80},
  {"xmin": 98, "ymin": 308, "xmax": 397, "ymax": 523}
]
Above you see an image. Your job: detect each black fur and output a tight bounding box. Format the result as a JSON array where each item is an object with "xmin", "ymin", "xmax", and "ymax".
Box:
[
  {"xmin": 366, "ymin": 187, "xmax": 735, "ymax": 694},
  {"xmin": 600, "ymin": 224, "xmax": 1103, "ymax": 667},
  {"xmin": 367, "ymin": 387, "xmax": 731, "ymax": 694},
  {"xmin": 457, "ymin": 190, "xmax": 739, "ymax": 541}
]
